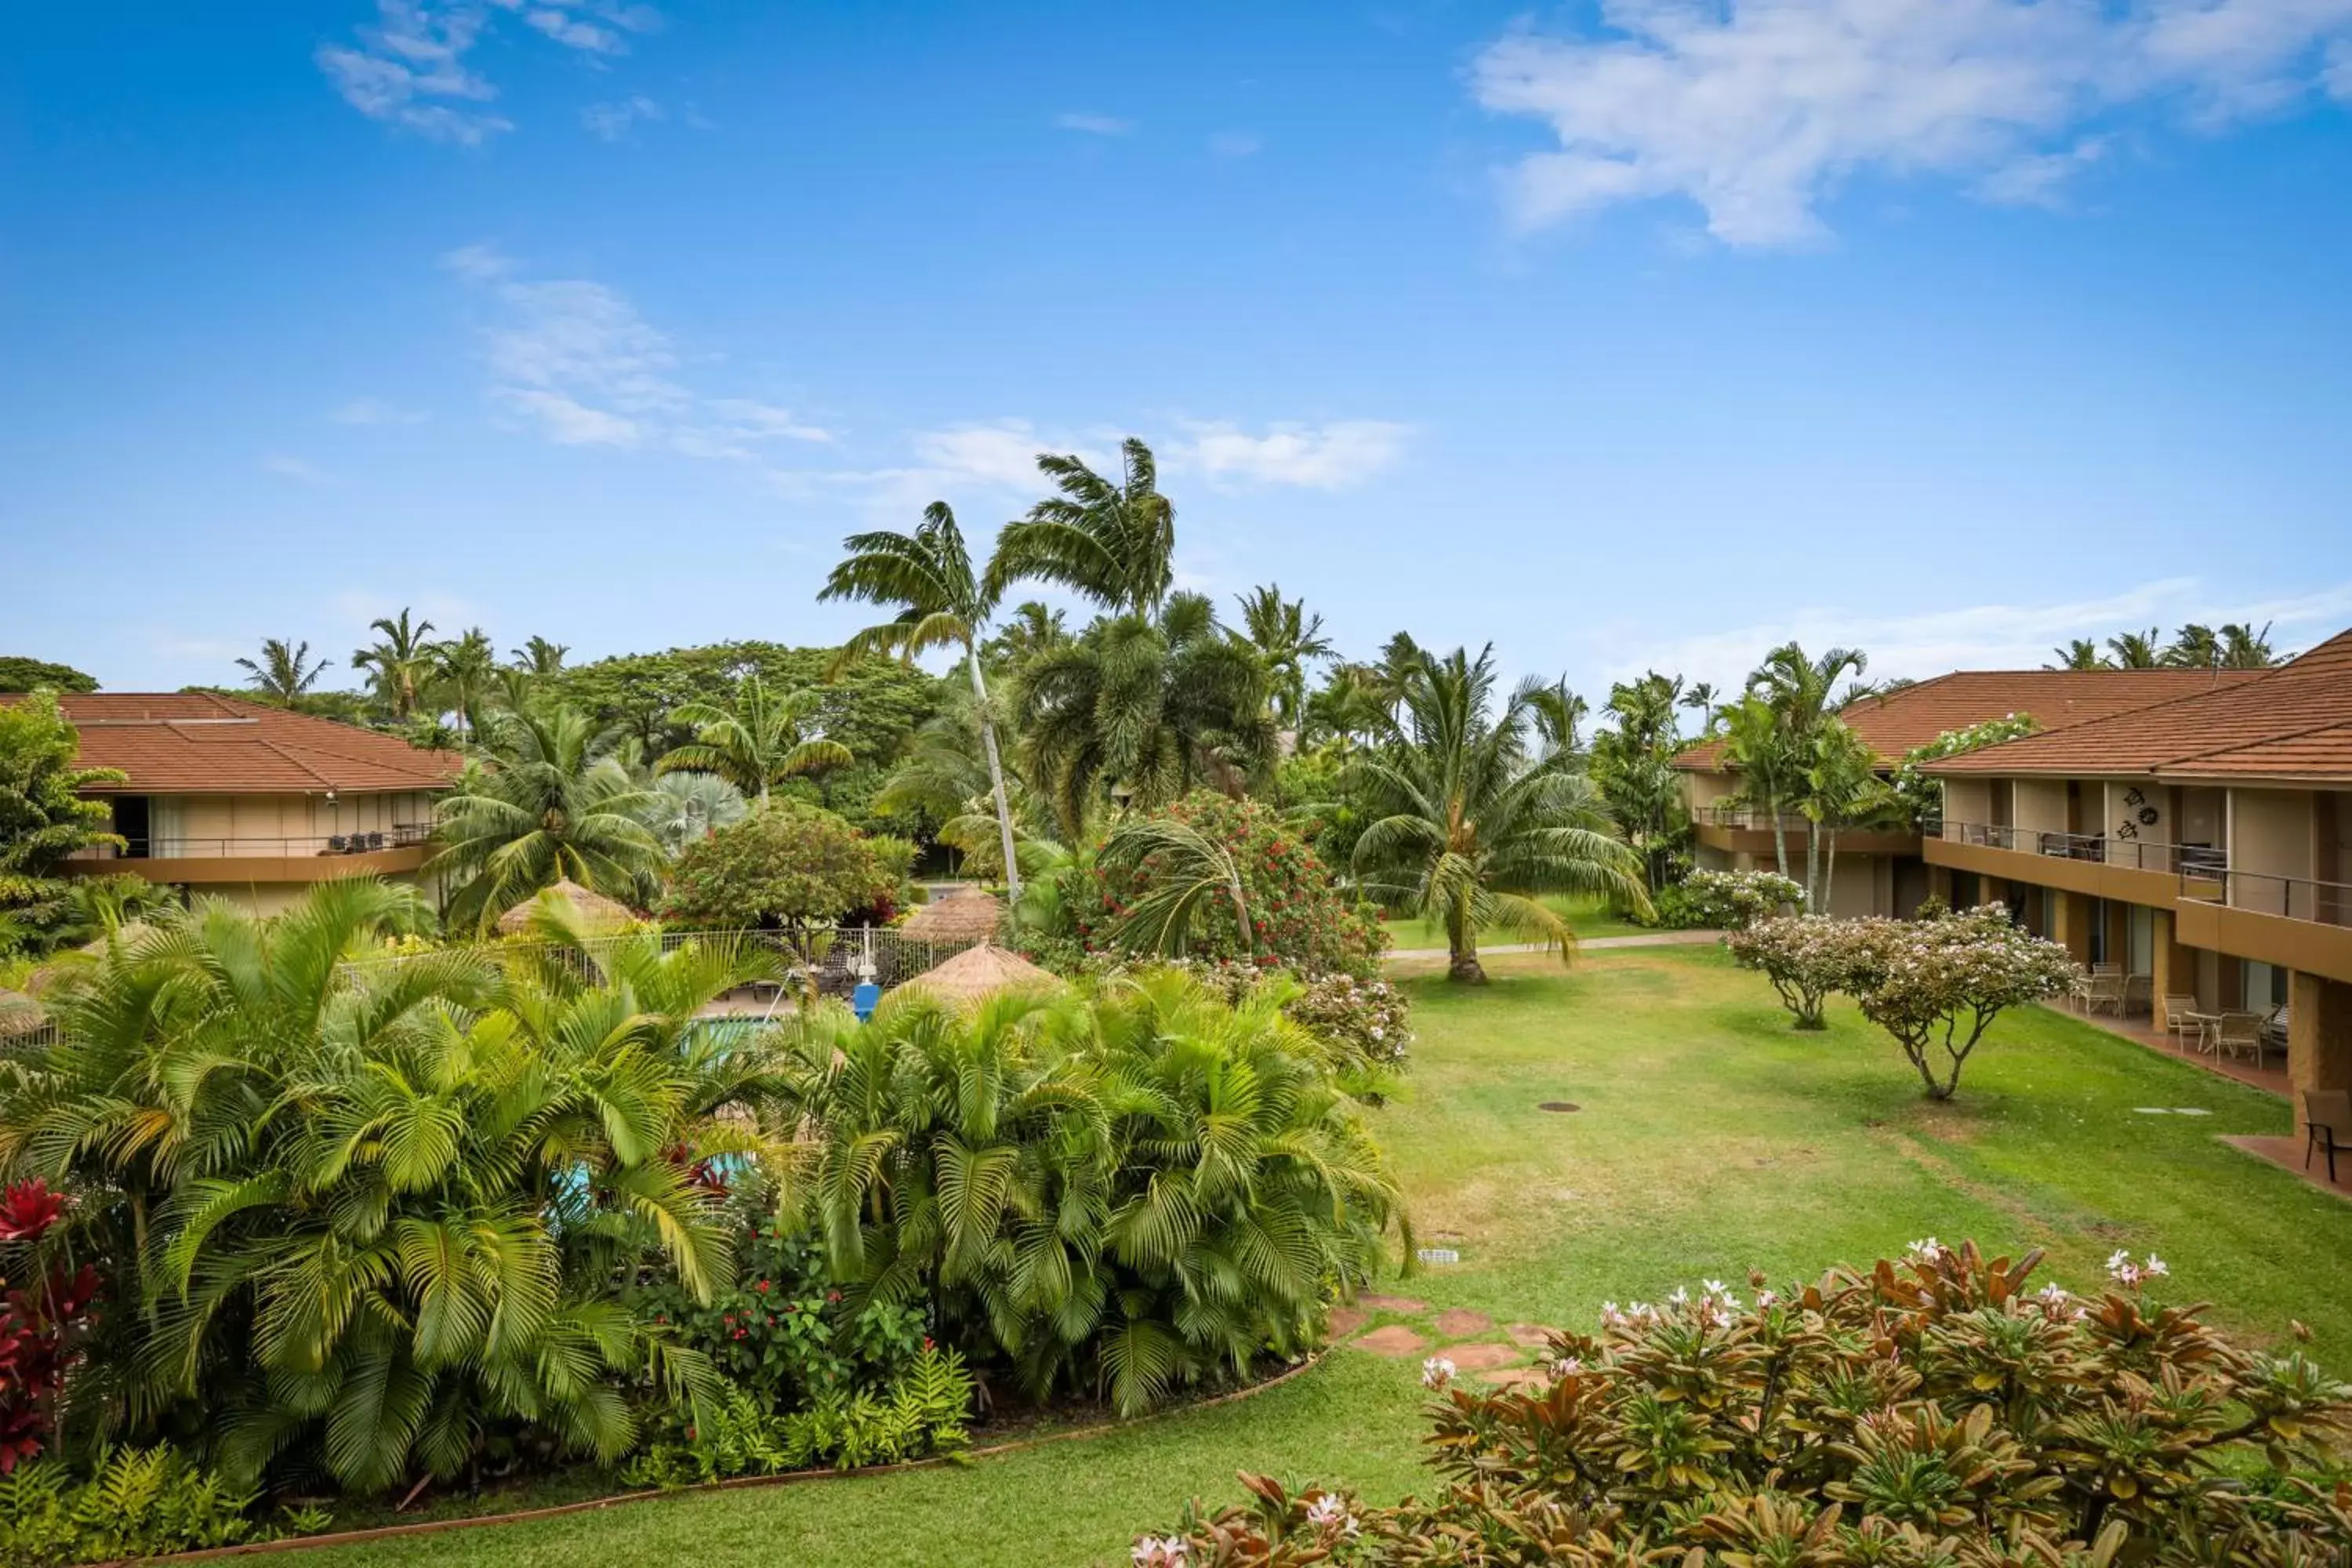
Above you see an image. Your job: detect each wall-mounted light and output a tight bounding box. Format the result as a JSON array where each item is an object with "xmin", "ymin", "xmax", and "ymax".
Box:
[{"xmin": 325, "ymin": 789, "xmax": 338, "ymax": 806}]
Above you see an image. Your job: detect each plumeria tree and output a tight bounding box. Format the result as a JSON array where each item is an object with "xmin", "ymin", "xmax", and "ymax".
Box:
[
  {"xmin": 1726, "ymin": 914, "xmax": 1866, "ymax": 1030},
  {"xmin": 1674, "ymin": 868, "xmax": 1803, "ymax": 932},
  {"xmin": 1847, "ymin": 904, "xmax": 2076, "ymax": 1099}
]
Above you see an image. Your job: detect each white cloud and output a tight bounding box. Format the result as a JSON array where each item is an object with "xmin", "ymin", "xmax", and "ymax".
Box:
[
  {"xmin": 1592, "ymin": 577, "xmax": 2352, "ymax": 697},
  {"xmin": 444, "ymin": 246, "xmax": 834, "ymax": 456},
  {"xmin": 582, "ymin": 94, "xmax": 662, "ymax": 140},
  {"xmin": 1208, "ymin": 131, "xmax": 1265, "ymax": 157},
  {"xmin": 1976, "ymin": 136, "xmax": 2113, "ymax": 208},
  {"xmin": 262, "ymin": 455, "xmax": 328, "ymax": 481},
  {"xmin": 331, "ymin": 397, "xmax": 431, "ymax": 426},
  {"xmin": 1174, "ymin": 420, "xmax": 1413, "ymax": 489},
  {"xmin": 318, "ymin": 0, "xmax": 659, "ymax": 142},
  {"xmin": 1471, "ymin": 0, "xmax": 2352, "ymax": 247},
  {"xmin": 1054, "ymin": 111, "xmax": 1134, "ymax": 136},
  {"xmin": 911, "ymin": 421, "xmax": 1062, "ymax": 489}
]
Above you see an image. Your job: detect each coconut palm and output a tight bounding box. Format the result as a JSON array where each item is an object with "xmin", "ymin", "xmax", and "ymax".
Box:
[
  {"xmin": 1719, "ymin": 693, "xmax": 1801, "ymax": 882},
  {"xmin": 431, "ymin": 626, "xmax": 499, "ymax": 739},
  {"xmin": 771, "ymin": 971, "xmax": 1400, "ymax": 1414},
  {"xmin": 2106, "ymin": 628, "xmax": 2165, "ymax": 669},
  {"xmin": 1013, "ymin": 592, "xmax": 1276, "ymax": 837},
  {"xmin": 1748, "ymin": 642, "xmax": 1867, "ymax": 908},
  {"xmin": 431, "ymin": 702, "xmax": 669, "ymax": 929},
  {"xmin": 985, "ymin": 437, "xmax": 1174, "ymax": 616},
  {"xmin": 980, "ymin": 601, "xmax": 1069, "ymax": 675},
  {"xmin": 1232, "ymin": 584, "xmax": 1334, "ymax": 730},
  {"xmin": 350, "ymin": 608, "xmax": 439, "ymax": 720},
  {"xmin": 654, "ymin": 673, "xmax": 851, "ymax": 802},
  {"xmin": 510, "ymin": 635, "xmax": 569, "ymax": 675},
  {"xmin": 2046, "ymin": 638, "xmax": 2109, "ymax": 670},
  {"xmin": 0, "ymin": 882, "xmax": 777, "ymax": 1489},
  {"xmin": 232, "ymin": 638, "xmax": 332, "ymax": 706},
  {"xmin": 820, "ymin": 502, "xmax": 1025, "ymax": 906},
  {"xmin": 1800, "ymin": 717, "xmax": 1897, "ymax": 909},
  {"xmin": 1350, "ymin": 646, "xmax": 1650, "ymax": 984},
  {"xmin": 2218, "ymin": 621, "xmax": 2283, "ymax": 668}
]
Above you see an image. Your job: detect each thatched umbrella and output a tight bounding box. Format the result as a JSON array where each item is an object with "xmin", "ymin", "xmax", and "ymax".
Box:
[
  {"xmin": 495, "ymin": 878, "xmax": 637, "ymax": 937},
  {"xmin": 902, "ymin": 942, "xmax": 1060, "ymax": 1007},
  {"xmin": 900, "ymin": 887, "xmax": 1006, "ymax": 944},
  {"xmin": 0, "ymin": 988, "xmax": 47, "ymax": 1040}
]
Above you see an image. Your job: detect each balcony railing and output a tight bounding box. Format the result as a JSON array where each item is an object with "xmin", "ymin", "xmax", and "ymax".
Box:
[
  {"xmin": 71, "ymin": 824, "xmax": 433, "ymax": 861},
  {"xmin": 1940, "ymin": 821, "xmax": 2223, "ymax": 877},
  {"xmin": 2178, "ymin": 869, "xmax": 2352, "ymax": 928},
  {"xmin": 1697, "ymin": 804, "xmax": 1929, "ymax": 834}
]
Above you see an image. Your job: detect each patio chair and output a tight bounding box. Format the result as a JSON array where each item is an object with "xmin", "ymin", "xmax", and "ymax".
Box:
[
  {"xmin": 2304, "ymin": 1091, "xmax": 2351, "ymax": 1184},
  {"xmin": 365, "ymin": 830, "xmax": 386, "ymax": 851},
  {"xmin": 325, "ymin": 835, "xmax": 349, "ymax": 854},
  {"xmin": 2212, "ymin": 1011, "xmax": 2266, "ymax": 1068},
  {"xmin": 2124, "ymin": 973, "xmax": 2153, "ymax": 1014},
  {"xmin": 2083, "ymin": 971, "xmax": 2128, "ymax": 1017},
  {"xmin": 2065, "ymin": 967, "xmax": 2098, "ymax": 1011},
  {"xmin": 2161, "ymin": 995, "xmax": 2203, "ymax": 1050}
]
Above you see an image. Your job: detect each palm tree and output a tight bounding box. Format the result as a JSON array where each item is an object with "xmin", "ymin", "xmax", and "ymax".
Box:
[
  {"xmin": 980, "ymin": 601, "xmax": 1069, "ymax": 674},
  {"xmin": 985, "ymin": 437, "xmax": 1174, "ymax": 616},
  {"xmin": 1349, "ymin": 646, "xmax": 1650, "ymax": 983},
  {"xmin": 232, "ymin": 638, "xmax": 332, "ymax": 706},
  {"xmin": 431, "ymin": 702, "xmax": 670, "ymax": 929},
  {"xmin": 350, "ymin": 608, "xmax": 439, "ymax": 719},
  {"xmin": 655, "ymin": 673, "xmax": 851, "ymax": 802},
  {"xmin": 647, "ymin": 770, "xmax": 749, "ymax": 854},
  {"xmin": 1013, "ymin": 592, "xmax": 1275, "ymax": 836},
  {"xmin": 1298, "ymin": 662, "xmax": 1391, "ymax": 755},
  {"xmin": 818, "ymin": 502, "xmax": 1026, "ymax": 906},
  {"xmin": 1592, "ymin": 673, "xmax": 1686, "ymax": 893},
  {"xmin": 2164, "ymin": 623, "xmax": 2222, "ymax": 669},
  {"xmin": 2046, "ymin": 638, "xmax": 2109, "ymax": 670},
  {"xmin": 1232, "ymin": 584, "xmax": 1334, "ymax": 731},
  {"xmin": 432, "ymin": 626, "xmax": 499, "ymax": 739},
  {"xmin": 1800, "ymin": 718, "xmax": 1895, "ymax": 909},
  {"xmin": 0, "ymin": 882, "xmax": 775, "ymax": 1489},
  {"xmin": 2106, "ymin": 628, "xmax": 2164, "ymax": 669},
  {"xmin": 510, "ymin": 635, "xmax": 569, "ymax": 674},
  {"xmin": 1679, "ymin": 681, "xmax": 1722, "ymax": 736},
  {"xmin": 1748, "ymin": 642, "xmax": 1867, "ymax": 909},
  {"xmin": 1719, "ymin": 693, "xmax": 1800, "ymax": 882},
  {"xmin": 2219, "ymin": 622, "xmax": 2282, "ymax": 668}
]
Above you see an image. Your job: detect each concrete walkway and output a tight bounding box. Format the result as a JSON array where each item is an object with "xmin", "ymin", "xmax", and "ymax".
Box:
[{"xmin": 1384, "ymin": 930, "xmax": 1722, "ymax": 963}]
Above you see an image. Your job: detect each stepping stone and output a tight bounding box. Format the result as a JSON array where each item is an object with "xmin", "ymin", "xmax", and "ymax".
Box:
[
  {"xmin": 1433, "ymin": 1308, "xmax": 1493, "ymax": 1338},
  {"xmin": 1479, "ymin": 1366, "xmax": 1552, "ymax": 1389},
  {"xmin": 1504, "ymin": 1323, "xmax": 1560, "ymax": 1349},
  {"xmin": 1443, "ymin": 1342, "xmax": 1522, "ymax": 1372},
  {"xmin": 1353, "ymin": 1324, "xmax": 1427, "ymax": 1357},
  {"xmin": 1358, "ymin": 1294, "xmax": 1428, "ymax": 1314},
  {"xmin": 1326, "ymin": 1307, "xmax": 1367, "ymax": 1338}
]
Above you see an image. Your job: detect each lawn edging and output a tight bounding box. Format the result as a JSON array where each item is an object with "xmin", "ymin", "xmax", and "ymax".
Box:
[{"xmin": 72, "ymin": 1349, "xmax": 1336, "ymax": 1568}]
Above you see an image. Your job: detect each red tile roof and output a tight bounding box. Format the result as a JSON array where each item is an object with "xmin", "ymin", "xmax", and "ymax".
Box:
[
  {"xmin": 1, "ymin": 691, "xmax": 461, "ymax": 795},
  {"xmin": 1927, "ymin": 629, "xmax": 2352, "ymax": 782},
  {"xmin": 1671, "ymin": 667, "xmax": 2259, "ymax": 771}
]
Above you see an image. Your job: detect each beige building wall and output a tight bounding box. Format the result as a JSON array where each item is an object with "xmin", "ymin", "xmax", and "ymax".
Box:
[
  {"xmin": 2013, "ymin": 779, "xmax": 2069, "ymax": 839},
  {"xmin": 1944, "ymin": 777, "xmax": 1991, "ymax": 829},
  {"xmin": 1686, "ymin": 769, "xmax": 1738, "ymax": 812},
  {"xmin": 147, "ymin": 791, "xmax": 434, "ymax": 856},
  {"xmin": 2229, "ymin": 787, "xmax": 2314, "ymax": 916}
]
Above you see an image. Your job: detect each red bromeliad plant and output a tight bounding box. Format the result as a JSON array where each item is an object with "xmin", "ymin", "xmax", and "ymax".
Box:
[
  {"xmin": 0, "ymin": 1180, "xmax": 100, "ymax": 1473},
  {"xmin": 1140, "ymin": 1240, "xmax": 2352, "ymax": 1568}
]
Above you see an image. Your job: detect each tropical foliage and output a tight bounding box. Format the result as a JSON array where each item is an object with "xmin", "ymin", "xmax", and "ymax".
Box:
[
  {"xmin": 656, "ymin": 673, "xmax": 853, "ymax": 801},
  {"xmin": 2052, "ymin": 621, "xmax": 2286, "ymax": 670},
  {"xmin": 0, "ymin": 661, "xmax": 97, "ymax": 695},
  {"xmin": 232, "ymin": 638, "xmax": 333, "ymax": 707},
  {"xmin": 655, "ymin": 799, "xmax": 910, "ymax": 931},
  {"xmin": 1653, "ymin": 867, "xmax": 1802, "ymax": 931},
  {"xmin": 0, "ymin": 691, "xmax": 127, "ymax": 956},
  {"xmin": 768, "ymin": 972, "xmax": 1404, "ymax": 1415},
  {"xmin": 1350, "ymin": 646, "xmax": 1650, "ymax": 983},
  {"xmin": 0, "ymin": 885, "xmax": 782, "ymax": 1493},
  {"xmin": 1137, "ymin": 1240, "xmax": 2352, "ymax": 1568}
]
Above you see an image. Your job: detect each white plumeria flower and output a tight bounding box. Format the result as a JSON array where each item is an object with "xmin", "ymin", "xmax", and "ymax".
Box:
[
  {"xmin": 1906, "ymin": 1237, "xmax": 1944, "ymax": 1260},
  {"xmin": 2106, "ymin": 1248, "xmax": 2132, "ymax": 1275},
  {"xmin": 1304, "ymin": 1495, "xmax": 1359, "ymax": 1536},
  {"xmin": 1421, "ymin": 1356, "xmax": 1456, "ymax": 1388},
  {"xmin": 2143, "ymin": 1254, "xmax": 2169, "ymax": 1278},
  {"xmin": 1666, "ymin": 1286, "xmax": 1690, "ymax": 1306},
  {"xmin": 1755, "ymin": 1288, "xmax": 1779, "ymax": 1308},
  {"xmin": 1132, "ymin": 1536, "xmax": 1188, "ymax": 1566}
]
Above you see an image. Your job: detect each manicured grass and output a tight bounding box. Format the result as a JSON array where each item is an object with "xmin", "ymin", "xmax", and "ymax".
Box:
[
  {"xmin": 1380, "ymin": 891, "xmax": 1651, "ymax": 952},
  {"xmin": 303, "ymin": 947, "xmax": 2350, "ymax": 1568}
]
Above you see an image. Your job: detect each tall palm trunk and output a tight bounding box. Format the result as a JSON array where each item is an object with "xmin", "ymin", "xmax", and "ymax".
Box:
[
  {"xmin": 1446, "ymin": 896, "xmax": 1485, "ymax": 985},
  {"xmin": 1767, "ymin": 786, "xmax": 1791, "ymax": 881},
  {"xmin": 967, "ymin": 647, "xmax": 1024, "ymax": 913},
  {"xmin": 1824, "ymin": 826, "xmax": 1839, "ymax": 916},
  {"xmin": 1806, "ymin": 818, "xmax": 1821, "ymax": 911}
]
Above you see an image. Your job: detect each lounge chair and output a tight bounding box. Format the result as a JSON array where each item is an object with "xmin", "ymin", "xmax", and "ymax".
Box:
[
  {"xmin": 2262, "ymin": 1004, "xmax": 2292, "ymax": 1051},
  {"xmin": 2305, "ymin": 1091, "xmax": 2350, "ymax": 1184}
]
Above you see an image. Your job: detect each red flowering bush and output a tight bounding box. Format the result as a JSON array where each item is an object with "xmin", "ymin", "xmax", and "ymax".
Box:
[
  {"xmin": 0, "ymin": 1181, "xmax": 100, "ymax": 1474},
  {"xmin": 1080, "ymin": 793, "xmax": 1385, "ymax": 980}
]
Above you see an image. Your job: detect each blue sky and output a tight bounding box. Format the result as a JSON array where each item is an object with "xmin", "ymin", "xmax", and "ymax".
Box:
[{"xmin": 7, "ymin": 1, "xmax": 2351, "ymax": 702}]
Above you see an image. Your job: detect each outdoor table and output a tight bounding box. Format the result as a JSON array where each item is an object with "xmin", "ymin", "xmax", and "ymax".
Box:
[{"xmin": 2178, "ymin": 1011, "xmax": 2221, "ymax": 1054}]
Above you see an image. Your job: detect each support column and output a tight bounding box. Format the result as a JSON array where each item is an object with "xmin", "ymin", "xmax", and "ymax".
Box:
[
  {"xmin": 2051, "ymin": 890, "xmax": 2096, "ymax": 965},
  {"xmin": 1980, "ymin": 877, "xmax": 2009, "ymax": 911},
  {"xmin": 1927, "ymin": 864, "xmax": 1954, "ymax": 906},
  {"xmin": 2288, "ymin": 972, "xmax": 2352, "ymax": 1134},
  {"xmin": 2151, "ymin": 911, "xmax": 2192, "ymax": 1033}
]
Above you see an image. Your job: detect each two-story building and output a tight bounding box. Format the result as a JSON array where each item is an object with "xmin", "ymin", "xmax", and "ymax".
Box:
[
  {"xmin": 14, "ymin": 691, "xmax": 461, "ymax": 914},
  {"xmin": 1673, "ymin": 667, "xmax": 2254, "ymax": 918},
  {"xmin": 1922, "ymin": 630, "xmax": 2352, "ymax": 1125}
]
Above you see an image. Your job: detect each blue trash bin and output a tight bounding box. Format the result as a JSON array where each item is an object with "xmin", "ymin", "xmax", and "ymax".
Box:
[{"xmin": 851, "ymin": 981, "xmax": 881, "ymax": 1022}]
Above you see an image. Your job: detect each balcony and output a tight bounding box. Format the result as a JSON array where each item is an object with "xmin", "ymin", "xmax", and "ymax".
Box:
[
  {"xmin": 1691, "ymin": 803, "xmax": 1926, "ymax": 858},
  {"xmin": 2176, "ymin": 869, "xmax": 2352, "ymax": 986},
  {"xmin": 64, "ymin": 825, "xmax": 434, "ymax": 884},
  {"xmin": 1926, "ymin": 821, "xmax": 2209, "ymax": 907}
]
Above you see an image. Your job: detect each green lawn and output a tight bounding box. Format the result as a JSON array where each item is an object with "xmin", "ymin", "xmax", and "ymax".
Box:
[
  {"xmin": 1379, "ymin": 891, "xmax": 1651, "ymax": 951},
  {"xmin": 304, "ymin": 947, "xmax": 2350, "ymax": 1568}
]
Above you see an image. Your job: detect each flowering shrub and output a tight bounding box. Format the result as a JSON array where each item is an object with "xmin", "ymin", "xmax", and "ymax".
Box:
[
  {"xmin": 1660, "ymin": 868, "xmax": 1805, "ymax": 931},
  {"xmin": 655, "ymin": 799, "xmax": 909, "ymax": 931},
  {"xmin": 1726, "ymin": 914, "xmax": 1871, "ymax": 1029},
  {"xmin": 0, "ymin": 1181, "xmax": 98, "ymax": 1475},
  {"xmin": 1081, "ymin": 793, "xmax": 1385, "ymax": 980},
  {"xmin": 1079, "ymin": 957, "xmax": 1414, "ymax": 1073},
  {"xmin": 1140, "ymin": 1239, "xmax": 2352, "ymax": 1567},
  {"xmin": 1844, "ymin": 903, "xmax": 2076, "ymax": 1099}
]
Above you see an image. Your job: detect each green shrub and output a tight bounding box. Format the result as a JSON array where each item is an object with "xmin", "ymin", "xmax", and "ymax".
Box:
[
  {"xmin": 657, "ymin": 799, "xmax": 908, "ymax": 930},
  {"xmin": 1094, "ymin": 957, "xmax": 1414, "ymax": 1073},
  {"xmin": 0, "ymin": 1446, "xmax": 295, "ymax": 1566},
  {"xmin": 1082, "ymin": 793, "xmax": 1385, "ymax": 980},
  {"xmin": 770, "ymin": 972, "xmax": 1404, "ymax": 1415},
  {"xmin": 1649, "ymin": 867, "xmax": 1805, "ymax": 931},
  {"xmin": 1139, "ymin": 1240, "xmax": 2352, "ymax": 1568},
  {"xmin": 622, "ymin": 1345, "xmax": 973, "ymax": 1486}
]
